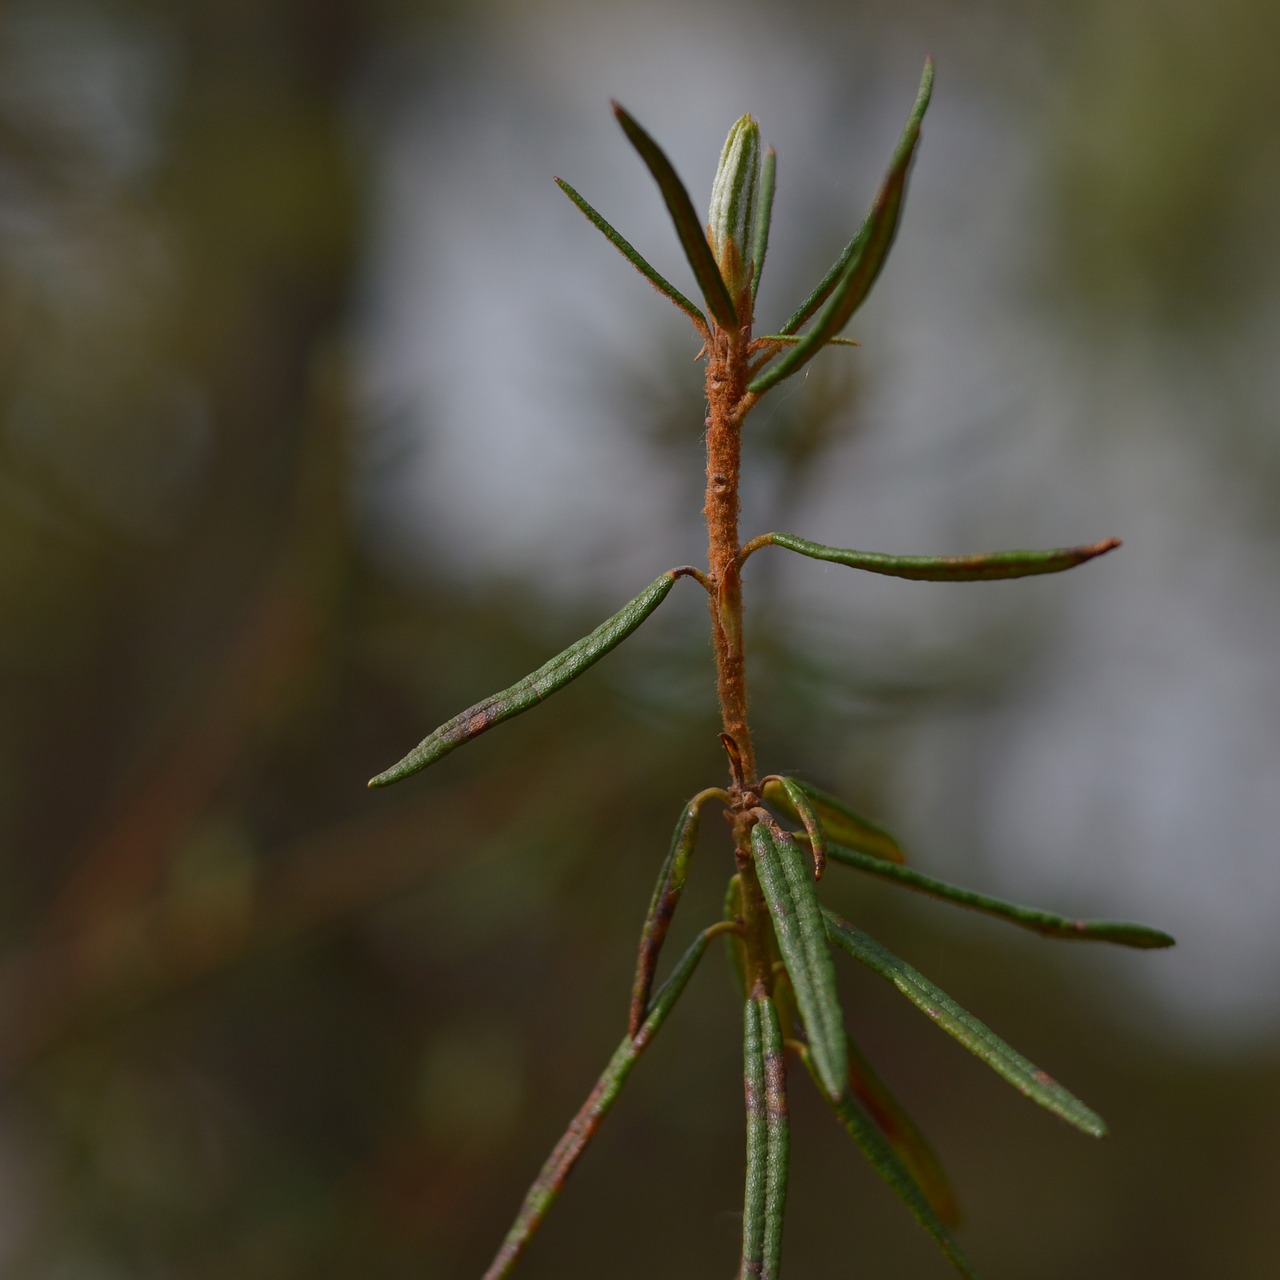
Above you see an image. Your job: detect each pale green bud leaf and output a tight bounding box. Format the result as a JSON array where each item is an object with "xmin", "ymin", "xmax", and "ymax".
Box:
[{"xmin": 707, "ymin": 114, "xmax": 761, "ymax": 297}]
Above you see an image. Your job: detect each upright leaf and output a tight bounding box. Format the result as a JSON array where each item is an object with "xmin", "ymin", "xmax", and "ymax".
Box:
[
  {"xmin": 369, "ymin": 571, "xmax": 679, "ymax": 787},
  {"xmin": 755, "ymin": 531, "xmax": 1121, "ymax": 581},
  {"xmin": 763, "ymin": 776, "xmax": 903, "ymax": 865},
  {"xmin": 751, "ymin": 823, "xmax": 846, "ymax": 1101},
  {"xmin": 825, "ymin": 841, "xmax": 1175, "ymax": 948},
  {"xmin": 749, "ymin": 58, "xmax": 934, "ymax": 394},
  {"xmin": 555, "ymin": 177, "xmax": 707, "ymax": 328},
  {"xmin": 824, "ymin": 911, "xmax": 1107, "ymax": 1137},
  {"xmin": 612, "ymin": 102, "xmax": 739, "ymax": 330},
  {"xmin": 750, "ymin": 146, "xmax": 777, "ymax": 304},
  {"xmin": 798, "ymin": 1045, "xmax": 980, "ymax": 1279}
]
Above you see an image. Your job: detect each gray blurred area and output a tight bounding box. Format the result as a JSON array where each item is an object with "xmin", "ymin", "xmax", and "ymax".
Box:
[{"xmin": 1, "ymin": 0, "xmax": 1277, "ymax": 1276}]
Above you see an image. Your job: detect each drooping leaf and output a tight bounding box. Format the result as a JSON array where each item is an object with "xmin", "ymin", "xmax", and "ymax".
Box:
[
  {"xmin": 749, "ymin": 58, "xmax": 933, "ymax": 394},
  {"xmin": 798, "ymin": 1044, "xmax": 980, "ymax": 1279},
  {"xmin": 723, "ymin": 874, "xmax": 750, "ymax": 998},
  {"xmin": 824, "ymin": 911, "xmax": 1106, "ymax": 1137},
  {"xmin": 751, "ymin": 823, "xmax": 846, "ymax": 1101},
  {"xmin": 555, "ymin": 177, "xmax": 707, "ymax": 328},
  {"xmin": 824, "ymin": 841, "xmax": 1175, "ymax": 948},
  {"xmin": 754, "ymin": 531, "xmax": 1121, "ymax": 581},
  {"xmin": 846, "ymin": 1033, "xmax": 961, "ymax": 1228},
  {"xmin": 630, "ymin": 792, "xmax": 714, "ymax": 1036},
  {"xmin": 369, "ymin": 572, "xmax": 679, "ymax": 787},
  {"xmin": 742, "ymin": 989, "xmax": 789, "ymax": 1280},
  {"xmin": 483, "ymin": 926, "xmax": 715, "ymax": 1280},
  {"xmin": 762, "ymin": 777, "xmax": 904, "ymax": 865},
  {"xmin": 612, "ymin": 101, "xmax": 739, "ymax": 331},
  {"xmin": 750, "ymin": 145, "xmax": 776, "ymax": 305},
  {"xmin": 772, "ymin": 776, "xmax": 828, "ymax": 879}
]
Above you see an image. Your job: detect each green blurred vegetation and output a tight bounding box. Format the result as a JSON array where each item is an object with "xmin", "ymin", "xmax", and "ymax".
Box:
[{"xmin": 1, "ymin": 1, "xmax": 1277, "ymax": 1277}]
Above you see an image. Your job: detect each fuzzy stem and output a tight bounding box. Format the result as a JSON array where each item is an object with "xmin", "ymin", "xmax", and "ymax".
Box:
[{"xmin": 703, "ymin": 297, "xmax": 773, "ymax": 994}]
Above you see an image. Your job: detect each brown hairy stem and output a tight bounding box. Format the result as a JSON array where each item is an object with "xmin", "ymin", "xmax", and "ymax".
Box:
[{"xmin": 703, "ymin": 291, "xmax": 773, "ymax": 992}]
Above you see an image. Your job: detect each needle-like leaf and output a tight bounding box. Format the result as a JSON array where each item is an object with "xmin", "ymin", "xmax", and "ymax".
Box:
[
  {"xmin": 630, "ymin": 791, "xmax": 724, "ymax": 1036},
  {"xmin": 611, "ymin": 101, "xmax": 739, "ymax": 331},
  {"xmin": 749, "ymin": 58, "xmax": 933, "ymax": 394},
  {"xmin": 763, "ymin": 777, "xmax": 904, "ymax": 865},
  {"xmin": 748, "ymin": 531, "xmax": 1121, "ymax": 581},
  {"xmin": 554, "ymin": 177, "xmax": 708, "ymax": 329},
  {"xmin": 750, "ymin": 145, "xmax": 776, "ymax": 305},
  {"xmin": 743, "ymin": 989, "xmax": 789, "ymax": 1280},
  {"xmin": 825, "ymin": 841, "xmax": 1176, "ymax": 948},
  {"xmin": 483, "ymin": 925, "xmax": 719, "ymax": 1280},
  {"xmin": 824, "ymin": 911, "xmax": 1107, "ymax": 1137},
  {"xmin": 751, "ymin": 822, "xmax": 846, "ymax": 1101},
  {"xmin": 845, "ymin": 1033, "xmax": 961, "ymax": 1228},
  {"xmin": 797, "ymin": 1044, "xmax": 980, "ymax": 1279},
  {"xmin": 369, "ymin": 571, "xmax": 681, "ymax": 787}
]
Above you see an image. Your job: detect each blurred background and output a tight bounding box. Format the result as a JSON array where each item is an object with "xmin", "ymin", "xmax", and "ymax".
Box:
[{"xmin": 1, "ymin": 0, "xmax": 1277, "ymax": 1275}]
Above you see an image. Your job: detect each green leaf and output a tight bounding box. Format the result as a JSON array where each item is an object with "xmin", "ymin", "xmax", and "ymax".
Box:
[
  {"xmin": 483, "ymin": 927, "xmax": 714, "ymax": 1280},
  {"xmin": 742, "ymin": 990, "xmax": 789, "ymax": 1280},
  {"xmin": 723, "ymin": 874, "xmax": 750, "ymax": 998},
  {"xmin": 708, "ymin": 114, "xmax": 761, "ymax": 297},
  {"xmin": 823, "ymin": 911, "xmax": 1107, "ymax": 1137},
  {"xmin": 749, "ymin": 57, "xmax": 934, "ymax": 394},
  {"xmin": 798, "ymin": 1044, "xmax": 980, "ymax": 1279},
  {"xmin": 751, "ymin": 822, "xmax": 846, "ymax": 1101},
  {"xmin": 772, "ymin": 777, "xmax": 828, "ymax": 879},
  {"xmin": 762, "ymin": 777, "xmax": 904, "ymax": 865},
  {"xmin": 824, "ymin": 841, "xmax": 1175, "ymax": 948},
  {"xmin": 754, "ymin": 334, "xmax": 860, "ymax": 347},
  {"xmin": 554, "ymin": 177, "xmax": 707, "ymax": 328},
  {"xmin": 755, "ymin": 531, "xmax": 1122, "ymax": 581},
  {"xmin": 629, "ymin": 794, "xmax": 707, "ymax": 1037},
  {"xmin": 846, "ymin": 1033, "xmax": 960, "ymax": 1228},
  {"xmin": 611, "ymin": 101, "xmax": 739, "ymax": 331},
  {"xmin": 750, "ymin": 145, "xmax": 776, "ymax": 305},
  {"xmin": 369, "ymin": 572, "xmax": 679, "ymax": 787}
]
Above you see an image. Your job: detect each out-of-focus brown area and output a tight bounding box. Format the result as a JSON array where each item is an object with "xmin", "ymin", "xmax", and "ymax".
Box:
[{"xmin": 1, "ymin": 1, "xmax": 1277, "ymax": 1277}]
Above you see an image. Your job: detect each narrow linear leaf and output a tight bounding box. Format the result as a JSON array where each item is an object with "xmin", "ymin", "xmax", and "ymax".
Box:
[
  {"xmin": 369, "ymin": 572, "xmax": 678, "ymax": 787},
  {"xmin": 750, "ymin": 146, "xmax": 776, "ymax": 305},
  {"xmin": 759, "ymin": 531, "xmax": 1122, "ymax": 581},
  {"xmin": 742, "ymin": 994, "xmax": 766, "ymax": 1275},
  {"xmin": 611, "ymin": 101, "xmax": 739, "ymax": 331},
  {"xmin": 773, "ymin": 777, "xmax": 828, "ymax": 879},
  {"xmin": 724, "ymin": 874, "xmax": 750, "ymax": 998},
  {"xmin": 742, "ymin": 990, "xmax": 789, "ymax": 1279},
  {"xmin": 824, "ymin": 911, "xmax": 1107, "ymax": 1137},
  {"xmin": 750, "ymin": 58, "xmax": 933, "ymax": 394},
  {"xmin": 629, "ymin": 793, "xmax": 709, "ymax": 1037},
  {"xmin": 555, "ymin": 177, "xmax": 707, "ymax": 328},
  {"xmin": 751, "ymin": 823, "xmax": 846, "ymax": 1101},
  {"xmin": 825, "ymin": 841, "xmax": 1175, "ymax": 948},
  {"xmin": 483, "ymin": 926, "xmax": 714, "ymax": 1280},
  {"xmin": 846, "ymin": 1033, "xmax": 961, "ymax": 1228},
  {"xmin": 798, "ymin": 1044, "xmax": 980, "ymax": 1279},
  {"xmin": 763, "ymin": 777, "xmax": 904, "ymax": 865},
  {"xmin": 754, "ymin": 334, "xmax": 861, "ymax": 347}
]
